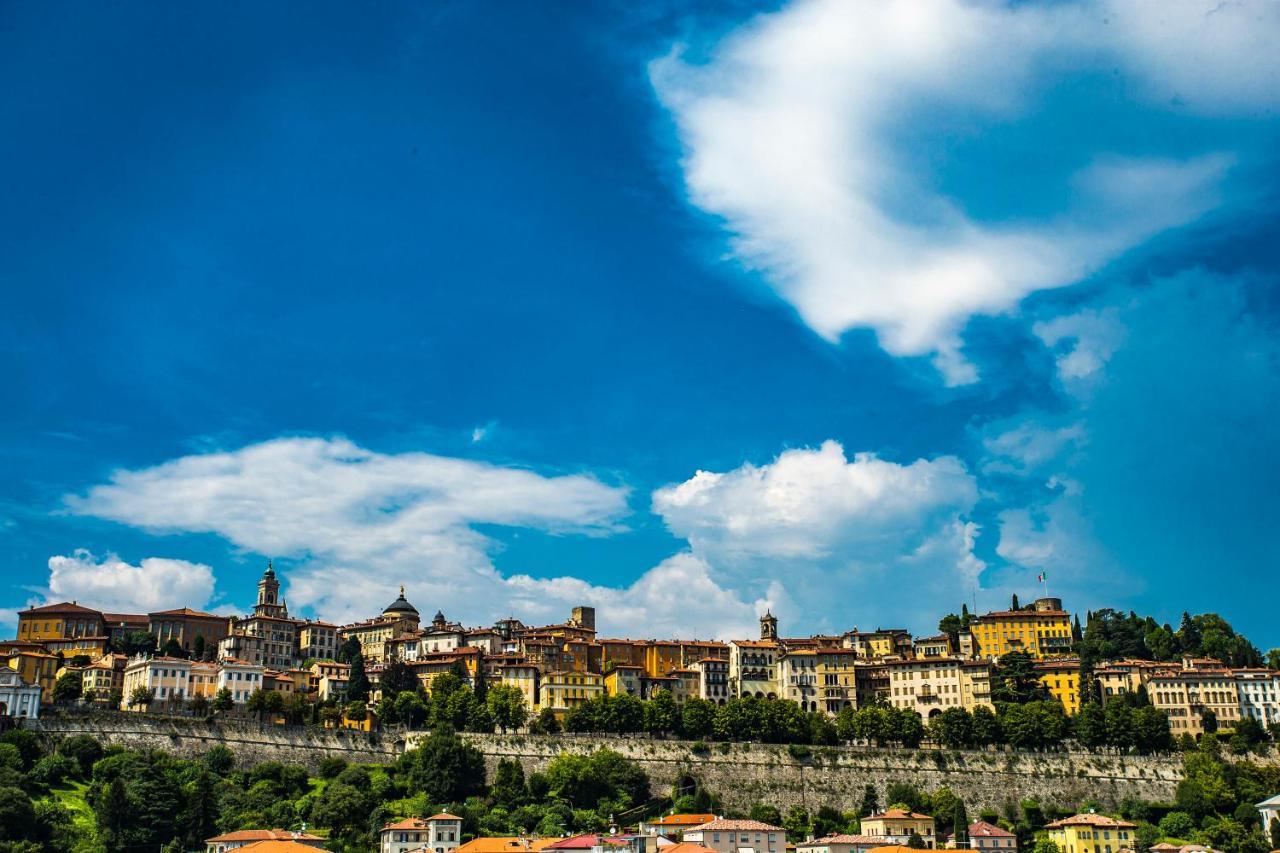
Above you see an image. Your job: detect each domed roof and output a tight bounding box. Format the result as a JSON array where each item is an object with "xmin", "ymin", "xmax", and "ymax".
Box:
[
  {"xmin": 262, "ymin": 559, "xmax": 276, "ymax": 578},
  {"xmin": 384, "ymin": 585, "xmax": 419, "ymax": 617}
]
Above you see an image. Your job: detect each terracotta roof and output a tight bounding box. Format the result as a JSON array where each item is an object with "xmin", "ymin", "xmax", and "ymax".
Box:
[
  {"xmin": 662, "ymin": 844, "xmax": 720, "ymax": 853},
  {"xmin": 102, "ymin": 612, "xmax": 148, "ymax": 623},
  {"xmin": 149, "ymin": 607, "xmax": 222, "ymax": 618},
  {"xmin": 545, "ymin": 834, "xmax": 630, "ymax": 849},
  {"xmin": 383, "ymin": 814, "xmax": 463, "ymax": 831},
  {"xmin": 236, "ymin": 842, "xmax": 325, "ymax": 852},
  {"xmin": 205, "ymin": 829, "xmax": 323, "ymax": 842},
  {"xmin": 866, "ymin": 809, "xmax": 932, "ymax": 821},
  {"xmin": 866, "ymin": 847, "xmax": 914, "ymax": 853},
  {"xmin": 650, "ymin": 814, "xmax": 718, "ymax": 827},
  {"xmin": 1045, "ymin": 814, "xmax": 1135, "ymax": 829},
  {"xmin": 455, "ymin": 838, "xmax": 566, "ymax": 853},
  {"xmin": 732, "ymin": 640, "xmax": 781, "ymax": 649},
  {"xmin": 974, "ymin": 609, "xmax": 1068, "ymax": 619},
  {"xmin": 798, "ymin": 835, "xmax": 883, "ymax": 846},
  {"xmin": 968, "ymin": 821, "xmax": 1014, "ymax": 838},
  {"xmin": 21, "ymin": 601, "xmax": 102, "ymax": 616},
  {"xmin": 688, "ymin": 819, "xmax": 784, "ymax": 832}
]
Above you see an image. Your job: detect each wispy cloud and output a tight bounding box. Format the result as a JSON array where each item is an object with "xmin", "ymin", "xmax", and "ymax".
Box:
[{"xmin": 652, "ymin": 0, "xmax": 1276, "ymax": 383}]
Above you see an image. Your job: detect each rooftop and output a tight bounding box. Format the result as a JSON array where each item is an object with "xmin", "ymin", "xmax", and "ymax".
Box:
[
  {"xmin": 688, "ymin": 819, "xmax": 783, "ymax": 832},
  {"xmin": 1044, "ymin": 814, "xmax": 1136, "ymax": 829}
]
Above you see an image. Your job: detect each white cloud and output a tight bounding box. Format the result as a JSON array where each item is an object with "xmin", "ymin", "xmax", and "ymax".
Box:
[
  {"xmin": 653, "ymin": 440, "xmax": 983, "ymax": 632},
  {"xmin": 651, "ymin": 0, "xmax": 1272, "ymax": 383},
  {"xmin": 65, "ymin": 437, "xmax": 642, "ymax": 628},
  {"xmin": 41, "ymin": 549, "xmax": 218, "ymax": 614},
  {"xmin": 981, "ymin": 420, "xmax": 1086, "ymax": 476}
]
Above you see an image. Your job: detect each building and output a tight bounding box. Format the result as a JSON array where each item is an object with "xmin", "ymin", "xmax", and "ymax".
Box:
[
  {"xmin": 967, "ymin": 599, "xmax": 1073, "ymax": 660},
  {"xmin": 638, "ymin": 814, "xmax": 718, "ymax": 837},
  {"xmin": 886, "ymin": 658, "xmax": 993, "ymax": 718},
  {"xmin": 795, "ymin": 836, "xmax": 884, "ymax": 853},
  {"xmin": 1092, "ymin": 660, "xmax": 1163, "ymax": 704},
  {"xmin": 16, "ymin": 601, "xmax": 104, "ymax": 644},
  {"xmin": 298, "ymin": 621, "xmax": 339, "ymax": 662},
  {"xmin": 958, "ymin": 821, "xmax": 1016, "ymax": 852},
  {"xmin": 0, "ymin": 667, "xmax": 41, "ymax": 718},
  {"xmin": 605, "ymin": 664, "xmax": 645, "ymax": 697},
  {"xmin": 1044, "ymin": 814, "xmax": 1135, "ymax": 853},
  {"xmin": 1037, "ymin": 659, "xmax": 1083, "ymax": 715},
  {"xmin": 779, "ymin": 648, "xmax": 860, "ymax": 715},
  {"xmin": 103, "ymin": 612, "xmax": 149, "ymax": 645},
  {"xmin": 1255, "ymin": 794, "xmax": 1280, "ymax": 835},
  {"xmin": 682, "ymin": 819, "xmax": 784, "ymax": 853},
  {"xmin": 3, "ymin": 649, "xmax": 59, "ymax": 700},
  {"xmin": 913, "ymin": 636, "xmax": 952, "ymax": 659},
  {"xmin": 730, "ymin": 621, "xmax": 782, "ymax": 699},
  {"xmin": 842, "ymin": 629, "xmax": 913, "ymax": 660},
  {"xmin": 121, "ymin": 655, "xmax": 193, "ymax": 709},
  {"xmin": 82, "ymin": 653, "xmax": 127, "ymax": 701},
  {"xmin": 380, "ymin": 814, "xmax": 464, "ymax": 853},
  {"xmin": 149, "ymin": 608, "xmax": 230, "ymax": 654},
  {"xmin": 205, "ymin": 829, "xmax": 325, "ymax": 852},
  {"xmin": 218, "ymin": 659, "xmax": 266, "ymax": 703},
  {"xmin": 860, "ymin": 810, "xmax": 937, "ymax": 848},
  {"xmin": 690, "ymin": 658, "xmax": 729, "ymax": 704},
  {"xmin": 454, "ymin": 839, "xmax": 565, "ymax": 853},
  {"xmin": 495, "ymin": 662, "xmax": 539, "ymax": 711},
  {"xmin": 341, "ymin": 587, "xmax": 421, "ymax": 663},
  {"xmin": 1234, "ymin": 670, "xmax": 1280, "ymax": 726},
  {"xmin": 1149, "ymin": 662, "xmax": 1241, "ymax": 737},
  {"xmin": 540, "ymin": 670, "xmax": 604, "ymax": 715}
]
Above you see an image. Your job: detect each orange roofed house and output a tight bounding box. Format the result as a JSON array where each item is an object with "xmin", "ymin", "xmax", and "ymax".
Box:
[
  {"xmin": 1044, "ymin": 814, "xmax": 1135, "ymax": 853},
  {"xmin": 638, "ymin": 814, "xmax": 718, "ymax": 838},
  {"xmin": 860, "ymin": 810, "xmax": 937, "ymax": 849},
  {"xmin": 205, "ymin": 828, "xmax": 325, "ymax": 852},
  {"xmin": 454, "ymin": 838, "xmax": 565, "ymax": 853},
  {"xmin": 381, "ymin": 814, "xmax": 463, "ymax": 853}
]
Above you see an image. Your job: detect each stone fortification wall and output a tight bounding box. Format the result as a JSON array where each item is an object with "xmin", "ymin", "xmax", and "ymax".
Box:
[{"xmin": 32, "ymin": 714, "xmax": 1194, "ymax": 812}]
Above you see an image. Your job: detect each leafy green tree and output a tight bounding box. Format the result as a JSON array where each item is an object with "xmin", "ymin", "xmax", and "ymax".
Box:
[
  {"xmin": 644, "ymin": 689, "xmax": 679, "ymax": 736},
  {"xmin": 760, "ymin": 699, "xmax": 809, "ymax": 744},
  {"xmin": 94, "ymin": 777, "xmax": 130, "ymax": 851},
  {"xmin": 1030, "ymin": 839, "xmax": 1061, "ymax": 853},
  {"xmin": 398, "ymin": 729, "xmax": 487, "ymax": 803},
  {"xmin": 544, "ymin": 749, "xmax": 650, "ymax": 810},
  {"xmin": 681, "ymin": 698, "xmax": 716, "ymax": 739},
  {"xmin": 1201, "ymin": 709, "xmax": 1219, "ymax": 734},
  {"xmin": 380, "ymin": 659, "xmax": 420, "ymax": 697},
  {"xmin": 52, "ymin": 671, "xmax": 83, "ymax": 704},
  {"xmin": 1074, "ymin": 702, "xmax": 1107, "ymax": 748},
  {"xmin": 492, "ymin": 758, "xmax": 528, "ymax": 808},
  {"xmin": 782, "ymin": 805, "xmax": 811, "ymax": 841},
  {"xmin": 212, "ymin": 687, "xmax": 234, "ymax": 712},
  {"xmin": 971, "ymin": 705, "xmax": 1002, "ymax": 745},
  {"xmin": 715, "ymin": 697, "xmax": 763, "ymax": 741},
  {"xmin": 485, "ymin": 684, "xmax": 529, "ymax": 732},
  {"xmin": 181, "ymin": 769, "xmax": 220, "ymax": 849},
  {"xmin": 127, "ymin": 685, "xmax": 154, "ymax": 710},
  {"xmin": 906, "ymin": 831, "xmax": 927, "ymax": 849},
  {"xmin": 857, "ymin": 784, "xmax": 879, "ymax": 818},
  {"xmin": 0, "ymin": 787, "xmax": 35, "ymax": 842},
  {"xmin": 890, "ymin": 708, "xmax": 925, "ymax": 747},
  {"xmin": 56, "ymin": 734, "xmax": 103, "ymax": 778},
  {"xmin": 885, "ymin": 782, "xmax": 926, "ymax": 813},
  {"xmin": 928, "ymin": 707, "xmax": 973, "ymax": 748},
  {"xmin": 529, "ymin": 706, "xmax": 562, "ymax": 735},
  {"xmin": 203, "ymin": 744, "xmax": 235, "ymax": 775},
  {"xmin": 1158, "ymin": 811, "xmax": 1195, "ymax": 839},
  {"xmin": 951, "ymin": 799, "xmax": 970, "ymax": 844},
  {"xmin": 312, "ymin": 781, "xmax": 372, "ymax": 843},
  {"xmin": 750, "ymin": 803, "xmax": 783, "ymax": 825},
  {"xmin": 992, "ymin": 651, "xmax": 1048, "ymax": 704},
  {"xmin": 605, "ymin": 693, "xmax": 645, "ymax": 733}
]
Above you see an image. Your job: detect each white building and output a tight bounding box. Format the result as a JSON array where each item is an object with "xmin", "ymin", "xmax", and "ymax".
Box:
[
  {"xmin": 381, "ymin": 814, "xmax": 464, "ymax": 853},
  {"xmin": 689, "ymin": 658, "xmax": 729, "ymax": 704},
  {"xmin": 682, "ymin": 820, "xmax": 783, "ymax": 853},
  {"xmin": 1256, "ymin": 794, "xmax": 1280, "ymax": 835},
  {"xmin": 1235, "ymin": 670, "xmax": 1280, "ymax": 725},
  {"xmin": 217, "ymin": 659, "xmax": 265, "ymax": 703},
  {"xmin": 121, "ymin": 655, "xmax": 193, "ymax": 709},
  {"xmin": 0, "ymin": 667, "xmax": 41, "ymax": 718}
]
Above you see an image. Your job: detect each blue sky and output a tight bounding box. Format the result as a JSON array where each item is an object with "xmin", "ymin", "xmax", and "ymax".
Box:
[{"xmin": 2, "ymin": 1, "xmax": 1278, "ymax": 645}]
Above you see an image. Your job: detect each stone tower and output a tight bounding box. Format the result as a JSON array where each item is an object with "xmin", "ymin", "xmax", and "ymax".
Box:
[{"xmin": 760, "ymin": 610, "xmax": 778, "ymax": 641}]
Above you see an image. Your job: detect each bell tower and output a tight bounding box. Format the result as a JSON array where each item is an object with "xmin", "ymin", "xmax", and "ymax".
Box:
[
  {"xmin": 760, "ymin": 610, "xmax": 778, "ymax": 641},
  {"xmin": 254, "ymin": 560, "xmax": 287, "ymax": 618}
]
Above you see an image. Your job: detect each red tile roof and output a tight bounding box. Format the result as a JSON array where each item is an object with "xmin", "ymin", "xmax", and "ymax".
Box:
[
  {"xmin": 1045, "ymin": 814, "xmax": 1135, "ymax": 829},
  {"xmin": 688, "ymin": 819, "xmax": 783, "ymax": 832},
  {"xmin": 205, "ymin": 829, "xmax": 323, "ymax": 842},
  {"xmin": 20, "ymin": 601, "xmax": 102, "ymax": 616},
  {"xmin": 968, "ymin": 821, "xmax": 1014, "ymax": 838}
]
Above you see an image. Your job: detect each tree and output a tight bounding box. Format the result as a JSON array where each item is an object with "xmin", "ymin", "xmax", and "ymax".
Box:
[
  {"xmin": 605, "ymin": 693, "xmax": 645, "ymax": 733},
  {"xmin": 189, "ymin": 693, "xmax": 210, "ymax": 716},
  {"xmin": 1074, "ymin": 702, "xmax": 1108, "ymax": 749},
  {"xmin": 529, "ymin": 706, "xmax": 561, "ymax": 735},
  {"xmin": 1201, "ymin": 709, "xmax": 1219, "ymax": 734},
  {"xmin": 750, "ymin": 803, "xmax": 784, "ymax": 825},
  {"xmin": 345, "ymin": 700, "xmax": 367, "ymax": 723},
  {"xmin": 491, "ymin": 758, "xmax": 528, "ymax": 808},
  {"xmin": 127, "ymin": 685, "xmax": 154, "ymax": 710},
  {"xmin": 906, "ymin": 831, "xmax": 927, "ymax": 849},
  {"xmin": 928, "ymin": 707, "xmax": 973, "ymax": 748},
  {"xmin": 857, "ymin": 784, "xmax": 879, "ymax": 819},
  {"xmin": 94, "ymin": 777, "xmax": 130, "ymax": 851},
  {"xmin": 52, "ymin": 672, "xmax": 83, "ymax": 704},
  {"xmin": 246, "ymin": 689, "xmax": 268, "ymax": 719},
  {"xmin": 394, "ymin": 690, "xmax": 429, "ymax": 729},
  {"xmin": 160, "ymin": 637, "xmax": 187, "ymax": 659},
  {"xmin": 485, "ymin": 684, "xmax": 529, "ymax": 733},
  {"xmin": 783, "ymin": 805, "xmax": 811, "ymax": 841},
  {"xmin": 681, "ymin": 698, "xmax": 716, "ymax": 739},
  {"xmin": 645, "ymin": 689, "xmax": 679, "ymax": 736},
  {"xmin": 992, "ymin": 651, "xmax": 1048, "ymax": 704},
  {"xmin": 311, "ymin": 781, "xmax": 372, "ymax": 843},
  {"xmin": 544, "ymin": 749, "xmax": 650, "ymax": 810},
  {"xmin": 951, "ymin": 800, "xmax": 970, "ymax": 845},
  {"xmin": 347, "ymin": 650, "xmax": 370, "ymax": 702},
  {"xmin": 971, "ymin": 705, "xmax": 1002, "ymax": 745},
  {"xmin": 203, "ymin": 744, "xmax": 235, "ymax": 775},
  {"xmin": 56, "ymin": 735, "xmax": 103, "ymax": 778},
  {"xmin": 1158, "ymin": 811, "xmax": 1195, "ymax": 839},
  {"xmin": 1011, "ymin": 594, "xmax": 1020, "ymax": 610},
  {"xmin": 212, "ymin": 687, "xmax": 233, "ymax": 712},
  {"xmin": 398, "ymin": 729, "xmax": 487, "ymax": 803},
  {"xmin": 192, "ymin": 634, "xmax": 206, "ymax": 661},
  {"xmin": 1031, "ymin": 840, "xmax": 1061, "ymax": 853},
  {"xmin": 182, "ymin": 769, "xmax": 219, "ymax": 849},
  {"xmin": 889, "ymin": 708, "xmax": 924, "ymax": 748},
  {"xmin": 380, "ymin": 659, "xmax": 420, "ymax": 697}
]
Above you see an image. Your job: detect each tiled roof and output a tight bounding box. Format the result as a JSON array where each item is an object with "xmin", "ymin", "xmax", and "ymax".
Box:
[
  {"xmin": 205, "ymin": 829, "xmax": 323, "ymax": 842},
  {"xmin": 455, "ymin": 838, "xmax": 565, "ymax": 853},
  {"xmin": 545, "ymin": 834, "xmax": 629, "ymax": 849},
  {"xmin": 149, "ymin": 607, "xmax": 222, "ymax": 618},
  {"xmin": 662, "ymin": 844, "xmax": 720, "ymax": 853},
  {"xmin": 21, "ymin": 601, "xmax": 102, "ymax": 616},
  {"xmin": 383, "ymin": 814, "xmax": 462, "ymax": 830},
  {"xmin": 1044, "ymin": 814, "xmax": 1135, "ymax": 829},
  {"xmin": 968, "ymin": 821, "xmax": 1014, "ymax": 838},
  {"xmin": 798, "ymin": 835, "xmax": 883, "ymax": 846},
  {"xmin": 866, "ymin": 808, "xmax": 932, "ymax": 821},
  {"xmin": 650, "ymin": 814, "xmax": 717, "ymax": 826},
  {"xmin": 688, "ymin": 819, "xmax": 783, "ymax": 832},
  {"xmin": 236, "ymin": 842, "xmax": 326, "ymax": 852}
]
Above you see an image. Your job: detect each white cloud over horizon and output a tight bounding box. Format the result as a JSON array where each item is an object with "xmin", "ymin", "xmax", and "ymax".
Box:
[{"xmin": 651, "ymin": 0, "xmax": 1278, "ymax": 383}]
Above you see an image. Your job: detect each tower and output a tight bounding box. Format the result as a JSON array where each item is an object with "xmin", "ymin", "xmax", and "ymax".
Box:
[
  {"xmin": 253, "ymin": 560, "xmax": 288, "ymax": 618},
  {"xmin": 760, "ymin": 610, "xmax": 778, "ymax": 641}
]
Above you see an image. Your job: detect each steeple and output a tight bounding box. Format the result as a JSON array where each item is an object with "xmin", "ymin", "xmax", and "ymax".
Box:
[
  {"xmin": 253, "ymin": 559, "xmax": 288, "ymax": 618},
  {"xmin": 760, "ymin": 610, "xmax": 778, "ymax": 641}
]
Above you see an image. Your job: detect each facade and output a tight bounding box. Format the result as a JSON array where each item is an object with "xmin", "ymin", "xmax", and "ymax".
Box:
[
  {"xmin": 149, "ymin": 608, "xmax": 230, "ymax": 654},
  {"xmin": 205, "ymin": 829, "xmax": 325, "ymax": 852},
  {"xmin": 913, "ymin": 635, "xmax": 952, "ymax": 659},
  {"xmin": 218, "ymin": 659, "xmax": 266, "ymax": 703},
  {"xmin": 381, "ymin": 814, "xmax": 464, "ymax": 853},
  {"xmin": 682, "ymin": 819, "xmax": 784, "ymax": 853},
  {"xmin": 82, "ymin": 653, "xmax": 127, "ymax": 701},
  {"xmin": 780, "ymin": 649, "xmax": 860, "ymax": 714},
  {"xmin": 605, "ymin": 664, "xmax": 644, "ymax": 697},
  {"xmin": 341, "ymin": 588, "xmax": 421, "ymax": 663},
  {"xmin": 690, "ymin": 658, "xmax": 729, "ymax": 704},
  {"xmin": 842, "ymin": 629, "xmax": 913, "ymax": 660},
  {"xmin": 1234, "ymin": 670, "xmax": 1280, "ymax": 726},
  {"xmin": 886, "ymin": 658, "xmax": 993, "ymax": 717},
  {"xmin": 1149, "ymin": 663, "xmax": 1241, "ymax": 737},
  {"xmin": 1044, "ymin": 814, "xmax": 1135, "ymax": 853},
  {"xmin": 638, "ymin": 814, "xmax": 718, "ymax": 837},
  {"xmin": 0, "ymin": 667, "xmax": 41, "ymax": 718},
  {"xmin": 1093, "ymin": 660, "xmax": 1163, "ymax": 703},
  {"xmin": 729, "ymin": 640, "xmax": 781, "ymax": 699},
  {"xmin": 540, "ymin": 670, "xmax": 604, "ymax": 714},
  {"xmin": 298, "ymin": 621, "xmax": 339, "ymax": 662},
  {"xmin": 961, "ymin": 821, "xmax": 1017, "ymax": 852},
  {"xmin": 4, "ymin": 649, "xmax": 60, "ymax": 700},
  {"xmin": 121, "ymin": 656, "xmax": 193, "ymax": 709},
  {"xmin": 860, "ymin": 810, "xmax": 937, "ymax": 848},
  {"xmin": 1037, "ymin": 659, "xmax": 1083, "ymax": 715},
  {"xmin": 496, "ymin": 663, "xmax": 539, "ymax": 711},
  {"xmin": 16, "ymin": 601, "xmax": 104, "ymax": 643},
  {"xmin": 968, "ymin": 599, "xmax": 1073, "ymax": 660}
]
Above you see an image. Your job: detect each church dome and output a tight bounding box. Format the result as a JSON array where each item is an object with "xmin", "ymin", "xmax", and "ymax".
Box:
[{"xmin": 383, "ymin": 585, "xmax": 419, "ymax": 618}]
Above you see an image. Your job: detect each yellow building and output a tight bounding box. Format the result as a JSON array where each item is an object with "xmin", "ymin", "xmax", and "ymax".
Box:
[
  {"xmin": 188, "ymin": 661, "xmax": 220, "ymax": 699},
  {"xmin": 5, "ymin": 650, "xmax": 60, "ymax": 700},
  {"xmin": 495, "ymin": 662, "xmax": 539, "ymax": 712},
  {"xmin": 1093, "ymin": 659, "xmax": 1163, "ymax": 703},
  {"xmin": 861, "ymin": 809, "xmax": 937, "ymax": 848},
  {"xmin": 1149, "ymin": 663, "xmax": 1241, "ymax": 738},
  {"xmin": 780, "ymin": 648, "xmax": 860, "ymax": 714},
  {"xmin": 886, "ymin": 658, "xmax": 994, "ymax": 718},
  {"xmin": 645, "ymin": 641, "xmax": 682, "ymax": 677},
  {"xmin": 340, "ymin": 588, "xmax": 421, "ymax": 663},
  {"xmin": 842, "ymin": 629, "xmax": 913, "ymax": 660},
  {"xmin": 969, "ymin": 599, "xmax": 1073, "ymax": 660},
  {"xmin": 17, "ymin": 601, "xmax": 104, "ymax": 643},
  {"xmin": 121, "ymin": 656, "xmax": 192, "ymax": 709},
  {"xmin": 604, "ymin": 664, "xmax": 644, "ymax": 697},
  {"xmin": 1044, "ymin": 814, "xmax": 1135, "ymax": 853},
  {"xmin": 1037, "ymin": 659, "xmax": 1083, "ymax": 715},
  {"xmin": 81, "ymin": 653, "xmax": 127, "ymax": 701},
  {"xmin": 539, "ymin": 670, "xmax": 603, "ymax": 715}
]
